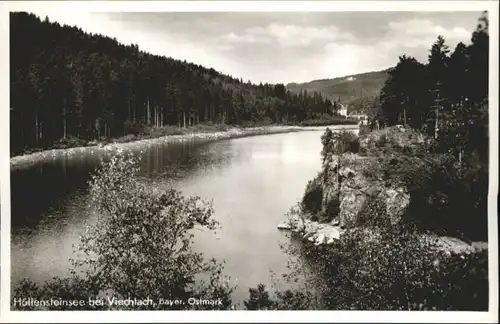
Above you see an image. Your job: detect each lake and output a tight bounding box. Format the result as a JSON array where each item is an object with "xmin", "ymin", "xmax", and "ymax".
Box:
[{"xmin": 11, "ymin": 126, "xmax": 352, "ymax": 304}]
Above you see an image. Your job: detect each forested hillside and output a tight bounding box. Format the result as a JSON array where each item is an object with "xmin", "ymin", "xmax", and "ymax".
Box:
[
  {"xmin": 10, "ymin": 12, "xmax": 339, "ymax": 155},
  {"xmin": 363, "ymin": 11, "xmax": 489, "ymax": 241},
  {"xmin": 286, "ymin": 69, "xmax": 390, "ymax": 114},
  {"xmin": 375, "ymin": 12, "xmax": 489, "ymax": 165}
]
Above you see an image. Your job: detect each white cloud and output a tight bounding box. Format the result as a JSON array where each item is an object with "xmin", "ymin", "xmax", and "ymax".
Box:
[
  {"xmin": 217, "ymin": 23, "xmax": 355, "ymax": 48},
  {"xmin": 12, "ymin": 9, "xmax": 478, "ymax": 84},
  {"xmin": 316, "ymin": 42, "xmax": 389, "ymax": 80},
  {"xmin": 385, "ymin": 19, "xmax": 471, "ymax": 49},
  {"xmin": 278, "ymin": 18, "xmax": 474, "ymax": 83},
  {"xmin": 389, "ymin": 19, "xmax": 470, "ymax": 39},
  {"xmin": 210, "ymin": 18, "xmax": 474, "ymax": 83},
  {"xmin": 219, "ymin": 32, "xmax": 265, "ymax": 44}
]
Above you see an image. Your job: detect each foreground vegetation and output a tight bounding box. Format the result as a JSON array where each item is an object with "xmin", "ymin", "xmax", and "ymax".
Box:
[
  {"xmin": 13, "ymin": 152, "xmax": 234, "ymax": 310},
  {"xmin": 12, "ymin": 12, "xmax": 490, "ymax": 311},
  {"xmin": 244, "ymin": 224, "xmax": 488, "ymax": 310}
]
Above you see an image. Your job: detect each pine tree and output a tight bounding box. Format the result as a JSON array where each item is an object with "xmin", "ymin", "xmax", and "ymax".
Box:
[{"xmin": 427, "ymin": 36, "xmax": 450, "ymax": 139}]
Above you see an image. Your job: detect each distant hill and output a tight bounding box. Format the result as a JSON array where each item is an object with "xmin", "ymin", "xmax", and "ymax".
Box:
[{"xmin": 286, "ymin": 69, "xmax": 391, "ymax": 114}]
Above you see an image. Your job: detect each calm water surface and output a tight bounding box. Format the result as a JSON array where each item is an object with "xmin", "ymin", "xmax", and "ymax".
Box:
[{"xmin": 11, "ymin": 128, "xmax": 340, "ymax": 303}]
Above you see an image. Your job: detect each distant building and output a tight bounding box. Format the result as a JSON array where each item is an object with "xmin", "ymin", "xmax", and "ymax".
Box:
[
  {"xmin": 349, "ymin": 113, "xmax": 369, "ymax": 125},
  {"xmin": 338, "ymin": 104, "xmax": 348, "ymax": 117},
  {"xmin": 349, "ymin": 114, "xmax": 368, "ymax": 120}
]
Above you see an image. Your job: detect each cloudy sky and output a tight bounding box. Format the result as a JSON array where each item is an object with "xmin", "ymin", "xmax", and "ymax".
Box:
[{"xmin": 14, "ymin": 4, "xmax": 484, "ymax": 84}]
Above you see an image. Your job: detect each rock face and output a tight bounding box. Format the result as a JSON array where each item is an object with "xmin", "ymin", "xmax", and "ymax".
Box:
[
  {"xmin": 278, "ymin": 126, "xmax": 432, "ymax": 246},
  {"xmin": 279, "ymin": 126, "xmax": 486, "ymax": 256},
  {"xmin": 320, "ymin": 153, "xmax": 410, "ymax": 229},
  {"xmin": 279, "ymin": 150, "xmax": 411, "ymax": 245},
  {"xmin": 422, "ymin": 234, "xmax": 488, "ymax": 255},
  {"xmin": 278, "ymin": 213, "xmax": 343, "ymax": 246},
  {"xmin": 384, "ymin": 187, "xmax": 411, "ymax": 226}
]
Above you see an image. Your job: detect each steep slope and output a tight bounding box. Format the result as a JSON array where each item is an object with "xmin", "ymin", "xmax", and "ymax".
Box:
[
  {"xmin": 287, "ymin": 69, "xmax": 391, "ymax": 114},
  {"xmin": 10, "ymin": 12, "xmax": 336, "ymax": 155}
]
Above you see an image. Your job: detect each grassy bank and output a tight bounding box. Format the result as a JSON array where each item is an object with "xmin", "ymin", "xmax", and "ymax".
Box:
[
  {"xmin": 11, "ymin": 119, "xmax": 359, "ymax": 158},
  {"xmin": 11, "ymin": 123, "xmax": 236, "ymax": 157},
  {"xmin": 10, "ymin": 123, "xmax": 359, "ymax": 171},
  {"xmin": 296, "ymin": 117, "xmax": 359, "ymax": 127}
]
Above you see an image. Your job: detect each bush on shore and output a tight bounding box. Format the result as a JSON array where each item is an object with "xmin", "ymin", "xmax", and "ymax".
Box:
[
  {"xmin": 244, "ymin": 218, "xmax": 488, "ymax": 310},
  {"xmin": 359, "ymin": 143, "xmax": 487, "ymax": 240},
  {"xmin": 301, "ymin": 178, "xmax": 323, "ymax": 217},
  {"xmin": 12, "ymin": 152, "xmax": 234, "ymax": 310},
  {"xmin": 321, "ymin": 128, "xmax": 360, "ymax": 164},
  {"xmin": 298, "ymin": 117, "xmax": 358, "ymax": 127}
]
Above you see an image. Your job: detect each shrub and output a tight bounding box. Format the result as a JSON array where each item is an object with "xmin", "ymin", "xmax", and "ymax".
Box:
[
  {"xmin": 273, "ymin": 224, "xmax": 488, "ymax": 310},
  {"xmin": 244, "ymin": 284, "xmax": 276, "ymax": 310},
  {"xmin": 375, "ymin": 133, "xmax": 387, "ymax": 148},
  {"xmin": 52, "ymin": 136, "xmax": 86, "ymax": 149},
  {"xmin": 322, "ymin": 225, "xmax": 488, "ymax": 310},
  {"xmin": 13, "ymin": 276, "xmax": 104, "ymax": 310},
  {"xmin": 359, "ymin": 126, "xmax": 430, "ymax": 156},
  {"xmin": 240, "ymin": 120, "xmax": 257, "ymax": 128},
  {"xmin": 273, "ymin": 290, "xmax": 310, "ymax": 310},
  {"xmin": 301, "ymin": 179, "xmax": 323, "ymax": 216},
  {"xmin": 356, "ymin": 139, "xmax": 487, "ymax": 241},
  {"xmin": 256, "ymin": 117, "xmax": 274, "ymax": 126},
  {"xmin": 356, "ymin": 194, "xmax": 389, "ymax": 229},
  {"xmin": 12, "ymin": 151, "xmax": 234, "ymax": 310},
  {"xmin": 336, "ymin": 131, "xmax": 360, "ymax": 154},
  {"xmin": 299, "ymin": 117, "xmax": 358, "ymax": 127},
  {"xmin": 98, "ymin": 136, "xmax": 113, "ymax": 144},
  {"xmin": 243, "ymin": 285, "xmax": 311, "ymax": 310},
  {"xmin": 114, "ymin": 134, "xmax": 137, "ymax": 144},
  {"xmin": 268, "ymin": 195, "xmax": 489, "ymax": 311},
  {"xmin": 358, "ymin": 124, "xmax": 371, "ymax": 137},
  {"xmin": 321, "ymin": 129, "xmax": 360, "ymax": 164},
  {"xmin": 372, "ymin": 150, "xmax": 488, "ymax": 240},
  {"xmin": 123, "ymin": 120, "xmax": 147, "ymax": 136}
]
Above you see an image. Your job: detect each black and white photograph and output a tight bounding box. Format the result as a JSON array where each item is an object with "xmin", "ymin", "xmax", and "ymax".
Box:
[{"xmin": 0, "ymin": 1, "xmax": 498, "ymax": 322}]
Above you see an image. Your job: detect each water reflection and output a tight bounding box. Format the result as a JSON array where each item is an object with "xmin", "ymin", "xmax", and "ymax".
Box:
[
  {"xmin": 11, "ymin": 130, "xmax": 331, "ymax": 304},
  {"xmin": 139, "ymin": 140, "xmax": 247, "ymax": 181}
]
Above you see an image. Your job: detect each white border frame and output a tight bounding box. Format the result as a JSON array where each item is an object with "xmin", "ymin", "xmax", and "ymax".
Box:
[{"xmin": 1, "ymin": 1, "xmax": 498, "ymax": 323}]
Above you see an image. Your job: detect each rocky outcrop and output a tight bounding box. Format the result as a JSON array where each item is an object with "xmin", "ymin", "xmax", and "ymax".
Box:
[
  {"xmin": 321, "ymin": 153, "xmax": 410, "ymax": 229},
  {"xmin": 384, "ymin": 187, "xmax": 411, "ymax": 226},
  {"xmin": 278, "ymin": 127, "xmax": 418, "ymax": 245},
  {"xmin": 278, "ymin": 150, "xmax": 411, "ymax": 245},
  {"xmin": 277, "ymin": 213, "xmax": 343, "ymax": 246},
  {"xmin": 278, "ymin": 126, "xmax": 484, "ymax": 255},
  {"xmin": 422, "ymin": 234, "xmax": 488, "ymax": 256}
]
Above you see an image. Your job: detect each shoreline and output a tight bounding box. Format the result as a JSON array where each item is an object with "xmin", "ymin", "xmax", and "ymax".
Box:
[
  {"xmin": 10, "ymin": 124, "xmax": 359, "ymax": 171},
  {"xmin": 277, "ymin": 215, "xmax": 488, "ymax": 254}
]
